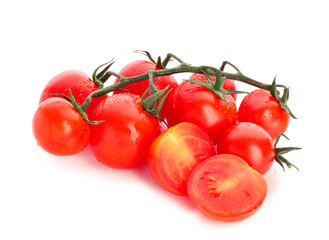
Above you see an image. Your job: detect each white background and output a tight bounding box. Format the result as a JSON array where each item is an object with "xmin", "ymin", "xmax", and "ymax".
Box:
[{"xmin": 1, "ymin": 0, "xmax": 328, "ymax": 239}]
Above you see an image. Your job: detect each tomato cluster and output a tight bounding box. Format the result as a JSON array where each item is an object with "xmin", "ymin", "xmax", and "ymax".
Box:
[{"xmin": 32, "ymin": 54, "xmax": 299, "ymax": 222}]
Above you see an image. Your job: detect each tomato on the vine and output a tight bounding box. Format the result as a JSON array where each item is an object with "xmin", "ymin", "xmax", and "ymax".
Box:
[
  {"xmin": 238, "ymin": 89, "xmax": 290, "ymax": 139},
  {"xmin": 147, "ymin": 122, "xmax": 216, "ymax": 196},
  {"xmin": 39, "ymin": 70, "xmax": 106, "ymax": 116},
  {"xmin": 113, "ymin": 60, "xmax": 178, "ymax": 98},
  {"xmin": 187, "ymin": 154, "xmax": 267, "ymax": 222},
  {"xmin": 32, "ymin": 97, "xmax": 90, "ymax": 156},
  {"xmin": 164, "ymin": 81, "xmax": 237, "ymax": 143},
  {"xmin": 89, "ymin": 93, "xmax": 161, "ymax": 169},
  {"xmin": 217, "ymin": 122, "xmax": 275, "ymax": 175},
  {"xmin": 189, "ymin": 73, "xmax": 237, "ymax": 101}
]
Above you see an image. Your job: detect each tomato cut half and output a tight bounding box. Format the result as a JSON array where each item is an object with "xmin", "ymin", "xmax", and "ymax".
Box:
[
  {"xmin": 187, "ymin": 154, "xmax": 267, "ymax": 222},
  {"xmin": 147, "ymin": 122, "xmax": 216, "ymax": 196}
]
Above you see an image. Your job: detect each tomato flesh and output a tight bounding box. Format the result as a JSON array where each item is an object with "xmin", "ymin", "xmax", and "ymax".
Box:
[
  {"xmin": 32, "ymin": 97, "xmax": 90, "ymax": 156},
  {"xmin": 187, "ymin": 154, "xmax": 267, "ymax": 222},
  {"xmin": 147, "ymin": 122, "xmax": 216, "ymax": 196}
]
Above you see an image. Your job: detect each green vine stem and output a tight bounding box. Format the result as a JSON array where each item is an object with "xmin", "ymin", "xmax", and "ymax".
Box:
[{"xmin": 78, "ymin": 53, "xmax": 294, "ymax": 121}]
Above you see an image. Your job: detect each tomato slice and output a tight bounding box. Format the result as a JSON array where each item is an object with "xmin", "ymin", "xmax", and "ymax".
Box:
[
  {"xmin": 187, "ymin": 154, "xmax": 267, "ymax": 222},
  {"xmin": 147, "ymin": 122, "xmax": 216, "ymax": 196}
]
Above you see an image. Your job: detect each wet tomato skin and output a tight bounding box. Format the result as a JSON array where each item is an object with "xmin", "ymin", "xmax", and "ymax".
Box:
[
  {"xmin": 164, "ymin": 81, "xmax": 237, "ymax": 143},
  {"xmin": 217, "ymin": 122, "xmax": 275, "ymax": 175},
  {"xmin": 187, "ymin": 154, "xmax": 267, "ymax": 222},
  {"xmin": 89, "ymin": 93, "xmax": 161, "ymax": 169},
  {"xmin": 113, "ymin": 60, "xmax": 178, "ymax": 98},
  {"xmin": 32, "ymin": 97, "xmax": 90, "ymax": 156},
  {"xmin": 147, "ymin": 122, "xmax": 216, "ymax": 196},
  {"xmin": 39, "ymin": 70, "xmax": 106, "ymax": 117},
  {"xmin": 238, "ymin": 89, "xmax": 290, "ymax": 140}
]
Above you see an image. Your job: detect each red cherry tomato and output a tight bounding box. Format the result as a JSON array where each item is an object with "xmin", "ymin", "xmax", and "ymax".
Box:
[
  {"xmin": 189, "ymin": 73, "xmax": 237, "ymax": 100},
  {"xmin": 217, "ymin": 122, "xmax": 275, "ymax": 175},
  {"xmin": 238, "ymin": 89, "xmax": 290, "ymax": 139},
  {"xmin": 164, "ymin": 81, "xmax": 237, "ymax": 143},
  {"xmin": 187, "ymin": 154, "xmax": 267, "ymax": 222},
  {"xmin": 89, "ymin": 93, "xmax": 161, "ymax": 169},
  {"xmin": 32, "ymin": 97, "xmax": 90, "ymax": 156},
  {"xmin": 147, "ymin": 122, "xmax": 216, "ymax": 196},
  {"xmin": 113, "ymin": 60, "xmax": 178, "ymax": 98},
  {"xmin": 39, "ymin": 70, "xmax": 106, "ymax": 116}
]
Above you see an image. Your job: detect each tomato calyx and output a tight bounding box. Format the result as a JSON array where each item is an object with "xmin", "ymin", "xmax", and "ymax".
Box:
[
  {"xmin": 274, "ymin": 133, "xmax": 301, "ymax": 171},
  {"xmin": 92, "ymin": 59, "xmax": 115, "ymax": 88},
  {"xmin": 185, "ymin": 71, "xmax": 248, "ymax": 105},
  {"xmin": 270, "ymin": 77, "xmax": 297, "ymax": 119},
  {"xmin": 140, "ymin": 72, "xmax": 172, "ymax": 126}
]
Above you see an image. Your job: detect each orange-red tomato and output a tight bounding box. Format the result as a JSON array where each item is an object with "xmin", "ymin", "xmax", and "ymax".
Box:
[
  {"xmin": 238, "ymin": 89, "xmax": 290, "ymax": 139},
  {"xmin": 89, "ymin": 93, "xmax": 161, "ymax": 169},
  {"xmin": 39, "ymin": 70, "xmax": 106, "ymax": 117},
  {"xmin": 113, "ymin": 60, "xmax": 178, "ymax": 98},
  {"xmin": 164, "ymin": 81, "xmax": 237, "ymax": 143},
  {"xmin": 147, "ymin": 122, "xmax": 216, "ymax": 196},
  {"xmin": 217, "ymin": 122, "xmax": 275, "ymax": 175},
  {"xmin": 187, "ymin": 154, "xmax": 267, "ymax": 222},
  {"xmin": 32, "ymin": 97, "xmax": 90, "ymax": 156}
]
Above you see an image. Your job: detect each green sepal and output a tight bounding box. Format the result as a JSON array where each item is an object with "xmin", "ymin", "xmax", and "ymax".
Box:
[
  {"xmin": 271, "ymin": 77, "xmax": 297, "ymax": 119},
  {"xmin": 92, "ymin": 59, "xmax": 115, "ymax": 88},
  {"xmin": 141, "ymin": 84, "xmax": 171, "ymax": 127},
  {"xmin": 274, "ymin": 133, "xmax": 301, "ymax": 171},
  {"xmin": 184, "ymin": 79, "xmax": 249, "ymax": 106}
]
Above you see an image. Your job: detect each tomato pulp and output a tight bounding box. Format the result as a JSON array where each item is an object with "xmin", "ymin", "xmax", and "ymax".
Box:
[
  {"xmin": 187, "ymin": 154, "xmax": 267, "ymax": 222},
  {"xmin": 147, "ymin": 122, "xmax": 216, "ymax": 195}
]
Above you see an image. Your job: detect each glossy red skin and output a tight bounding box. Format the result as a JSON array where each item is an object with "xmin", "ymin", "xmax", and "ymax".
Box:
[
  {"xmin": 238, "ymin": 89, "xmax": 290, "ymax": 139},
  {"xmin": 32, "ymin": 97, "xmax": 90, "ymax": 156},
  {"xmin": 164, "ymin": 81, "xmax": 237, "ymax": 143},
  {"xmin": 187, "ymin": 154, "xmax": 267, "ymax": 222},
  {"xmin": 89, "ymin": 93, "xmax": 161, "ymax": 169},
  {"xmin": 113, "ymin": 60, "xmax": 178, "ymax": 98},
  {"xmin": 217, "ymin": 122, "xmax": 275, "ymax": 175},
  {"xmin": 147, "ymin": 122, "xmax": 216, "ymax": 196},
  {"xmin": 39, "ymin": 70, "xmax": 106, "ymax": 117},
  {"xmin": 189, "ymin": 73, "xmax": 237, "ymax": 100}
]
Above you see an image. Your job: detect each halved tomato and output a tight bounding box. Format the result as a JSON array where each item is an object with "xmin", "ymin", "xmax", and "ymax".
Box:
[
  {"xmin": 187, "ymin": 154, "xmax": 267, "ymax": 222},
  {"xmin": 147, "ymin": 122, "xmax": 216, "ymax": 196}
]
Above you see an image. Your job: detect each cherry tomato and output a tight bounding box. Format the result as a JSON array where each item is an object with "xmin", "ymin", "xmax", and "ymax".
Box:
[
  {"xmin": 238, "ymin": 89, "xmax": 290, "ymax": 139},
  {"xmin": 113, "ymin": 60, "xmax": 178, "ymax": 98},
  {"xmin": 147, "ymin": 122, "xmax": 216, "ymax": 196},
  {"xmin": 189, "ymin": 73, "xmax": 237, "ymax": 100},
  {"xmin": 89, "ymin": 93, "xmax": 161, "ymax": 169},
  {"xmin": 217, "ymin": 122, "xmax": 275, "ymax": 175},
  {"xmin": 39, "ymin": 70, "xmax": 106, "ymax": 117},
  {"xmin": 187, "ymin": 154, "xmax": 267, "ymax": 222},
  {"xmin": 32, "ymin": 97, "xmax": 90, "ymax": 156},
  {"xmin": 164, "ymin": 81, "xmax": 237, "ymax": 143}
]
